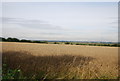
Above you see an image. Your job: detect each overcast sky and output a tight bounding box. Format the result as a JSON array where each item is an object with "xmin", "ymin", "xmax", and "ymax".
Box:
[{"xmin": 1, "ymin": 2, "xmax": 118, "ymax": 42}]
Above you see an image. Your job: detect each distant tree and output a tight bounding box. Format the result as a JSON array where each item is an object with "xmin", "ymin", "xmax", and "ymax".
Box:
[
  {"xmin": 54, "ymin": 42, "xmax": 57, "ymax": 44},
  {"xmin": 96, "ymin": 44, "xmax": 101, "ymax": 46},
  {"xmin": 3, "ymin": 38, "xmax": 7, "ymax": 41},
  {"xmin": 110, "ymin": 44, "xmax": 117, "ymax": 47},
  {"xmin": 65, "ymin": 42, "xmax": 70, "ymax": 44},
  {"xmin": 0, "ymin": 37, "xmax": 2, "ymax": 41},
  {"xmin": 7, "ymin": 37, "xmax": 14, "ymax": 42},
  {"xmin": 118, "ymin": 44, "xmax": 120, "ymax": 47},
  {"xmin": 6, "ymin": 37, "xmax": 20, "ymax": 42},
  {"xmin": 44, "ymin": 41, "xmax": 48, "ymax": 44},
  {"xmin": 0, "ymin": 37, "xmax": 7, "ymax": 41},
  {"xmin": 71, "ymin": 43, "xmax": 73, "ymax": 45},
  {"xmin": 20, "ymin": 39, "xmax": 31, "ymax": 43},
  {"xmin": 76, "ymin": 43, "xmax": 80, "ymax": 45},
  {"xmin": 32, "ymin": 41, "xmax": 41, "ymax": 43},
  {"xmin": 38, "ymin": 41, "xmax": 48, "ymax": 44},
  {"xmin": 12, "ymin": 38, "xmax": 20, "ymax": 42},
  {"xmin": 54, "ymin": 42, "xmax": 59, "ymax": 44}
]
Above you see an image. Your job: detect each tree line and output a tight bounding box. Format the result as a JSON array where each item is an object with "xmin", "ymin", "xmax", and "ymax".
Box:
[
  {"xmin": 0, "ymin": 37, "xmax": 48, "ymax": 43},
  {"xmin": 0, "ymin": 37, "xmax": 119, "ymax": 47}
]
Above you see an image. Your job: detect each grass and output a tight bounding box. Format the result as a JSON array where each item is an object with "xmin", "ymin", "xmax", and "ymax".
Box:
[{"xmin": 1, "ymin": 42, "xmax": 119, "ymax": 79}]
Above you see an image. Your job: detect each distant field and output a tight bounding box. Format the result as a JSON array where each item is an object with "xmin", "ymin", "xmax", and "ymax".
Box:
[{"xmin": 1, "ymin": 42, "xmax": 119, "ymax": 79}]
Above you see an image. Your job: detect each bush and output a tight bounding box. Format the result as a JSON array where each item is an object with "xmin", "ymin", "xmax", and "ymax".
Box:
[{"xmin": 3, "ymin": 63, "xmax": 26, "ymax": 79}]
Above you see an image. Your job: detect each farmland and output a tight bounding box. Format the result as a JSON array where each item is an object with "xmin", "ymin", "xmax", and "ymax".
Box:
[{"xmin": 1, "ymin": 42, "xmax": 119, "ymax": 79}]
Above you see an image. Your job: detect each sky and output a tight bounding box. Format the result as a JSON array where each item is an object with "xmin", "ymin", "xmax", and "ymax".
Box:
[
  {"xmin": 0, "ymin": 2, "xmax": 118, "ymax": 42},
  {"xmin": 1, "ymin": 0, "xmax": 119, "ymax": 2}
]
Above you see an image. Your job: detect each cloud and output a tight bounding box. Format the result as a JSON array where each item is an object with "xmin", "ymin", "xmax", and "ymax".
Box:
[
  {"xmin": 1, "ymin": 16, "xmax": 118, "ymax": 42},
  {"xmin": 1, "ymin": 17, "xmax": 63, "ymax": 30},
  {"xmin": 1, "ymin": 17, "xmax": 67, "ymax": 40}
]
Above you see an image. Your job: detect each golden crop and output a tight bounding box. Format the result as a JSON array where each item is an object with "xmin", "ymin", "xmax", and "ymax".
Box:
[{"xmin": 1, "ymin": 42, "xmax": 119, "ymax": 79}]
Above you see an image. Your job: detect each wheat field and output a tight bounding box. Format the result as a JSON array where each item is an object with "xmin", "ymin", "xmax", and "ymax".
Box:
[{"xmin": 1, "ymin": 42, "xmax": 119, "ymax": 79}]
